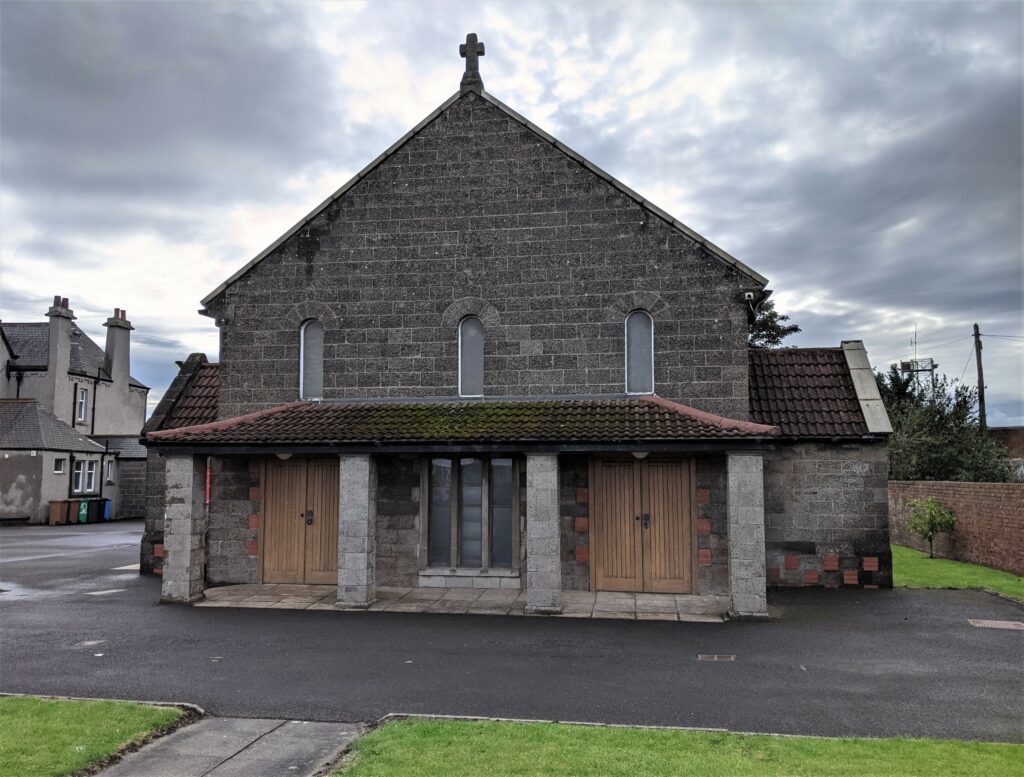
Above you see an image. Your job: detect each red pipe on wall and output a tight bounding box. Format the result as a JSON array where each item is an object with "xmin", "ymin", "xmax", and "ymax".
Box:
[{"xmin": 205, "ymin": 458, "xmax": 211, "ymax": 506}]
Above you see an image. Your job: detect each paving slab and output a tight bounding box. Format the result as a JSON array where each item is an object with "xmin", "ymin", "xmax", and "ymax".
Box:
[{"xmin": 98, "ymin": 717, "xmax": 360, "ymax": 777}]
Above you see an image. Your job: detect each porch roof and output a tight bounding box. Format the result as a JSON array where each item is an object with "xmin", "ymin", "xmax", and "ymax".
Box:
[{"xmin": 145, "ymin": 395, "xmax": 779, "ymax": 450}]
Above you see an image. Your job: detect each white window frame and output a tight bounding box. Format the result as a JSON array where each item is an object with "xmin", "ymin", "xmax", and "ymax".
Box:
[
  {"xmin": 299, "ymin": 319, "xmax": 324, "ymax": 401},
  {"xmin": 72, "ymin": 461, "xmax": 85, "ymax": 493},
  {"xmin": 624, "ymin": 309, "xmax": 655, "ymax": 395},
  {"xmin": 76, "ymin": 387, "xmax": 88, "ymax": 422},
  {"xmin": 105, "ymin": 459, "xmax": 115, "ymax": 483},
  {"xmin": 54, "ymin": 457, "xmax": 65, "ymax": 474},
  {"xmin": 85, "ymin": 461, "xmax": 97, "ymax": 493},
  {"xmin": 457, "ymin": 315, "xmax": 484, "ymax": 398}
]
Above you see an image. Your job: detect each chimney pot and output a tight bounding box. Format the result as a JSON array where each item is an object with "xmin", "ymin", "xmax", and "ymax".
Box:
[
  {"xmin": 114, "ymin": 308, "xmax": 121, "ymax": 318},
  {"xmin": 53, "ymin": 295, "xmax": 61, "ymax": 306},
  {"xmin": 61, "ymin": 297, "xmax": 69, "ymax": 308},
  {"xmin": 121, "ymin": 309, "xmax": 128, "ymax": 321}
]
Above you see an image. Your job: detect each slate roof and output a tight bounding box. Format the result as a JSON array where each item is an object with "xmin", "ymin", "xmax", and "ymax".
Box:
[
  {"xmin": 0, "ymin": 400, "xmax": 106, "ymax": 453},
  {"xmin": 147, "ymin": 396, "xmax": 779, "ymax": 446},
  {"xmin": 1, "ymin": 322, "xmax": 147, "ymax": 389},
  {"xmin": 144, "ymin": 355, "xmax": 220, "ymax": 433},
  {"xmin": 93, "ymin": 436, "xmax": 148, "ymax": 459},
  {"xmin": 748, "ymin": 348, "xmax": 870, "ymax": 438}
]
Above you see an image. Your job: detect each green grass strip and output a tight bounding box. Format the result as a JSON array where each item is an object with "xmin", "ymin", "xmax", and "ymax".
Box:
[
  {"xmin": 892, "ymin": 544, "xmax": 1024, "ymax": 601},
  {"xmin": 0, "ymin": 696, "xmax": 182, "ymax": 777},
  {"xmin": 337, "ymin": 719, "xmax": 1023, "ymax": 777}
]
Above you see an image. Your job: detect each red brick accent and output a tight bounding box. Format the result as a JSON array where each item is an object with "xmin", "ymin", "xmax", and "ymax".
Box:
[
  {"xmin": 822, "ymin": 554, "xmax": 839, "ymax": 572},
  {"xmin": 576, "ymin": 488, "xmax": 589, "ymax": 504},
  {"xmin": 862, "ymin": 556, "xmax": 879, "ymax": 572},
  {"xmin": 784, "ymin": 554, "xmax": 800, "ymax": 570},
  {"xmin": 767, "ymin": 567, "xmax": 781, "ymax": 583},
  {"xmin": 696, "ymin": 518, "xmax": 711, "ymax": 536},
  {"xmin": 153, "ymin": 543, "xmax": 165, "ymax": 558},
  {"xmin": 247, "ymin": 540, "xmax": 259, "ymax": 557},
  {"xmin": 843, "ymin": 569, "xmax": 859, "ymax": 585},
  {"xmin": 575, "ymin": 545, "xmax": 590, "ymax": 563},
  {"xmin": 889, "ymin": 481, "xmax": 1024, "ymax": 575},
  {"xmin": 248, "ymin": 486, "xmax": 262, "ymax": 502},
  {"xmin": 574, "ymin": 517, "xmax": 589, "ymax": 533},
  {"xmin": 696, "ymin": 488, "xmax": 711, "ymax": 506},
  {"xmin": 154, "ymin": 566, "xmax": 162, "ymax": 576},
  {"xmin": 824, "ymin": 579, "xmax": 839, "ymax": 588},
  {"xmin": 803, "ymin": 570, "xmax": 820, "ymax": 584},
  {"xmin": 248, "ymin": 514, "xmax": 262, "ymax": 530},
  {"xmin": 863, "ymin": 584, "xmax": 879, "ymax": 590},
  {"xmin": 697, "ymin": 548, "xmax": 712, "ymax": 566}
]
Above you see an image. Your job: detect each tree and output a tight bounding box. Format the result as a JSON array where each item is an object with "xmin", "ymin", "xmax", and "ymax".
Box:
[
  {"xmin": 748, "ymin": 299, "xmax": 801, "ymax": 348},
  {"xmin": 876, "ymin": 365, "xmax": 1012, "ymax": 482},
  {"xmin": 906, "ymin": 497, "xmax": 956, "ymax": 557}
]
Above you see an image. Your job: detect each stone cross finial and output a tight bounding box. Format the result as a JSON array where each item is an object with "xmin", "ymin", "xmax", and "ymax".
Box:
[{"xmin": 459, "ymin": 33, "xmax": 485, "ymax": 93}]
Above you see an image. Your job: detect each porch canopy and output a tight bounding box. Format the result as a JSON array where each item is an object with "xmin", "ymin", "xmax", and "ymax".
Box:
[{"xmin": 144, "ymin": 394, "xmax": 779, "ymax": 454}]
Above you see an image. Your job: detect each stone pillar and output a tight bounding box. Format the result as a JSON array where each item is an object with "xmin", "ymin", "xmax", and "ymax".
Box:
[
  {"xmin": 160, "ymin": 454, "xmax": 207, "ymax": 604},
  {"xmin": 337, "ymin": 454, "xmax": 376, "ymax": 608},
  {"xmin": 525, "ymin": 453, "xmax": 561, "ymax": 614},
  {"xmin": 727, "ymin": 452, "xmax": 768, "ymax": 619}
]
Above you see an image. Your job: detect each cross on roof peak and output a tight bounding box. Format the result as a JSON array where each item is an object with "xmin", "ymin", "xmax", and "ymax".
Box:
[{"xmin": 459, "ymin": 32, "xmax": 485, "ymax": 94}]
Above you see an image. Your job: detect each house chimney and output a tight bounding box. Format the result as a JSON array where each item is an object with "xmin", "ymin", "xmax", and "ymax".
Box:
[
  {"xmin": 45, "ymin": 295, "xmax": 75, "ymax": 417},
  {"xmin": 103, "ymin": 307, "xmax": 134, "ymax": 385}
]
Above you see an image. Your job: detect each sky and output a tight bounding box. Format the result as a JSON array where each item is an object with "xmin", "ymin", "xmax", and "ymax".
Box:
[{"xmin": 1, "ymin": 0, "xmax": 1022, "ymax": 423}]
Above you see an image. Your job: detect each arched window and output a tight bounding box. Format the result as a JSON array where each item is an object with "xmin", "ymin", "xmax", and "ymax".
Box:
[
  {"xmin": 625, "ymin": 310, "xmax": 654, "ymax": 395},
  {"xmin": 458, "ymin": 315, "xmax": 484, "ymax": 397},
  {"xmin": 299, "ymin": 319, "xmax": 324, "ymax": 400}
]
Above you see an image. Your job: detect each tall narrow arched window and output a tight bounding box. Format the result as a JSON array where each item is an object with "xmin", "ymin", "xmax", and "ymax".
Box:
[
  {"xmin": 625, "ymin": 310, "xmax": 654, "ymax": 395},
  {"xmin": 299, "ymin": 319, "xmax": 324, "ymax": 400},
  {"xmin": 458, "ymin": 315, "xmax": 484, "ymax": 397}
]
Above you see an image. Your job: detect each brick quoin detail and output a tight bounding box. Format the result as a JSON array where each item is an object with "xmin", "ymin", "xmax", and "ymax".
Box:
[
  {"xmin": 784, "ymin": 554, "xmax": 800, "ymax": 570},
  {"xmin": 822, "ymin": 554, "xmax": 839, "ymax": 572},
  {"xmin": 248, "ymin": 514, "xmax": 261, "ymax": 530},
  {"xmin": 574, "ymin": 516, "xmax": 589, "ymax": 533},
  {"xmin": 862, "ymin": 556, "xmax": 879, "ymax": 572},
  {"xmin": 153, "ymin": 543, "xmax": 165, "ymax": 558},
  {"xmin": 247, "ymin": 540, "xmax": 259, "ymax": 557},
  {"xmin": 696, "ymin": 518, "xmax": 711, "ymax": 536},
  {"xmin": 697, "ymin": 548, "xmax": 712, "ymax": 566},
  {"xmin": 767, "ymin": 567, "xmax": 781, "ymax": 583},
  {"xmin": 248, "ymin": 486, "xmax": 262, "ymax": 502},
  {"xmin": 575, "ymin": 488, "xmax": 589, "ymax": 505},
  {"xmin": 574, "ymin": 545, "xmax": 590, "ymax": 563},
  {"xmin": 843, "ymin": 569, "xmax": 859, "ymax": 585},
  {"xmin": 889, "ymin": 481, "xmax": 1024, "ymax": 575},
  {"xmin": 696, "ymin": 488, "xmax": 711, "ymax": 506},
  {"xmin": 804, "ymin": 570, "xmax": 820, "ymax": 584}
]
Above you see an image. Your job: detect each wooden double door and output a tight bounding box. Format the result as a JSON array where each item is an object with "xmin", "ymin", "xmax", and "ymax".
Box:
[
  {"xmin": 262, "ymin": 458, "xmax": 339, "ymax": 585},
  {"xmin": 590, "ymin": 458, "xmax": 694, "ymax": 594}
]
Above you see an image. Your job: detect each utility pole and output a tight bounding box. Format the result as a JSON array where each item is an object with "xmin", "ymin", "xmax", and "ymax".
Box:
[{"xmin": 973, "ymin": 323, "xmax": 986, "ymax": 432}]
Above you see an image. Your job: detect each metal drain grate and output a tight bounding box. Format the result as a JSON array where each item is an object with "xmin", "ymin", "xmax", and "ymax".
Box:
[
  {"xmin": 697, "ymin": 654, "xmax": 736, "ymax": 661},
  {"xmin": 968, "ymin": 619, "xmax": 1024, "ymax": 630}
]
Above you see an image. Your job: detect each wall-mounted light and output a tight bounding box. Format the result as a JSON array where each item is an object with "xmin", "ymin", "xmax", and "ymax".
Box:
[
  {"xmin": 275, "ymin": 453, "xmax": 293, "ymax": 461},
  {"xmin": 632, "ymin": 451, "xmax": 649, "ymax": 460}
]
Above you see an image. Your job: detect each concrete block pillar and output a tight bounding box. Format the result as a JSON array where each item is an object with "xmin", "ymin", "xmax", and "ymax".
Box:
[
  {"xmin": 160, "ymin": 454, "xmax": 207, "ymax": 604},
  {"xmin": 727, "ymin": 452, "xmax": 768, "ymax": 619},
  {"xmin": 337, "ymin": 454, "xmax": 376, "ymax": 608},
  {"xmin": 525, "ymin": 453, "xmax": 561, "ymax": 614}
]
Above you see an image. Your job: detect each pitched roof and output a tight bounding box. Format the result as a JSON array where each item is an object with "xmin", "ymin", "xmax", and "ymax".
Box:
[
  {"xmin": 0, "ymin": 400, "xmax": 106, "ymax": 453},
  {"xmin": 93, "ymin": 436, "xmax": 147, "ymax": 459},
  {"xmin": 749, "ymin": 347, "xmax": 875, "ymax": 438},
  {"xmin": 1, "ymin": 322, "xmax": 147, "ymax": 389},
  {"xmin": 147, "ymin": 395, "xmax": 778, "ymax": 447},
  {"xmin": 201, "ymin": 89, "xmax": 767, "ymax": 308},
  {"xmin": 144, "ymin": 354, "xmax": 220, "ymax": 433}
]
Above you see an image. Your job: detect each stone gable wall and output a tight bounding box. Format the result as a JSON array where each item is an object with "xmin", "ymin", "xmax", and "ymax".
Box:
[{"xmin": 208, "ymin": 92, "xmax": 755, "ymax": 420}]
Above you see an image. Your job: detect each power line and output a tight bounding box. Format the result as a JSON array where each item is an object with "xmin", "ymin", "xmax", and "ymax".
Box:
[
  {"xmin": 983, "ymin": 334, "xmax": 1024, "ymax": 340},
  {"xmin": 958, "ymin": 342, "xmax": 975, "ymax": 383}
]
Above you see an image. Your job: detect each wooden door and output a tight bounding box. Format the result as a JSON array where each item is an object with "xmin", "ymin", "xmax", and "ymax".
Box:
[
  {"xmin": 263, "ymin": 459, "xmax": 307, "ymax": 584},
  {"xmin": 262, "ymin": 458, "xmax": 339, "ymax": 585},
  {"xmin": 591, "ymin": 460, "xmax": 643, "ymax": 592},
  {"xmin": 641, "ymin": 460, "xmax": 692, "ymax": 593},
  {"xmin": 591, "ymin": 459, "xmax": 693, "ymax": 594},
  {"xmin": 304, "ymin": 458, "xmax": 340, "ymax": 585}
]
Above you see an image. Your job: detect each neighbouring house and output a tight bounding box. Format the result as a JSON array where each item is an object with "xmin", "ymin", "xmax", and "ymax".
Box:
[
  {"xmin": 988, "ymin": 426, "xmax": 1024, "ymax": 480},
  {"xmin": 0, "ymin": 296, "xmax": 149, "ymax": 523},
  {"xmin": 143, "ymin": 36, "xmax": 892, "ymax": 617}
]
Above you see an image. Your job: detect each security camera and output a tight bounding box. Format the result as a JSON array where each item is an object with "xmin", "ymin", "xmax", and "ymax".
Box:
[{"xmin": 742, "ymin": 291, "xmax": 756, "ymax": 301}]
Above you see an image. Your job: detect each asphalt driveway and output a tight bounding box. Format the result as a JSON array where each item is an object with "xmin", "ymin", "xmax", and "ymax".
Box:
[{"xmin": 1, "ymin": 521, "xmax": 1021, "ymax": 742}]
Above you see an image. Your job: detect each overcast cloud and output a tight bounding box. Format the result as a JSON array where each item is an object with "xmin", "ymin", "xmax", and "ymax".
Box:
[{"xmin": 1, "ymin": 0, "xmax": 1021, "ymax": 422}]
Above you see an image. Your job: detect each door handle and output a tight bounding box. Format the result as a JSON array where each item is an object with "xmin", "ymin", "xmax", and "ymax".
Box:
[{"xmin": 304, "ymin": 510, "xmax": 314, "ymax": 526}]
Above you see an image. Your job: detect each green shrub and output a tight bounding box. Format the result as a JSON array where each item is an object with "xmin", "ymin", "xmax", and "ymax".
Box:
[{"xmin": 907, "ymin": 497, "xmax": 956, "ymax": 557}]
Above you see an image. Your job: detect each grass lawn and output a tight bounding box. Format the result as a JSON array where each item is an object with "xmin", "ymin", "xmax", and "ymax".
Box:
[
  {"xmin": 0, "ymin": 696, "xmax": 182, "ymax": 777},
  {"xmin": 337, "ymin": 719, "xmax": 1023, "ymax": 777},
  {"xmin": 892, "ymin": 544, "xmax": 1024, "ymax": 602}
]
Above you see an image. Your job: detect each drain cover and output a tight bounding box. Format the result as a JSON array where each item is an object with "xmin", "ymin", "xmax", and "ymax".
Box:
[
  {"xmin": 697, "ymin": 654, "xmax": 736, "ymax": 661},
  {"xmin": 968, "ymin": 619, "xmax": 1024, "ymax": 630}
]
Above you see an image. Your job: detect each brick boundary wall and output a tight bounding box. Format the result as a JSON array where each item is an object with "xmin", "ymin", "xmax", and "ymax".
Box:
[{"xmin": 889, "ymin": 481, "xmax": 1024, "ymax": 575}]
